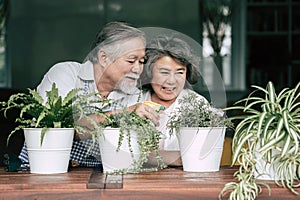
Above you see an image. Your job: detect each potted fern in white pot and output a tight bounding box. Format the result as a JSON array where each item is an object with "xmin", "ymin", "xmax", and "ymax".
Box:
[
  {"xmin": 0, "ymin": 83, "xmax": 84, "ymax": 174},
  {"xmin": 219, "ymin": 81, "xmax": 300, "ymax": 200},
  {"xmin": 167, "ymin": 92, "xmax": 232, "ymax": 172}
]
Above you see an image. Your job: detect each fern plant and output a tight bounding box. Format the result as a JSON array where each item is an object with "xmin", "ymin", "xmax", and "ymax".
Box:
[
  {"xmin": 219, "ymin": 81, "xmax": 300, "ymax": 200},
  {"xmin": 0, "ymin": 83, "xmax": 86, "ymax": 145}
]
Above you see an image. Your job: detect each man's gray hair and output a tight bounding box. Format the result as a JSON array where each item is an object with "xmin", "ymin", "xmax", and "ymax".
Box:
[{"xmin": 85, "ymin": 21, "xmax": 146, "ymax": 64}]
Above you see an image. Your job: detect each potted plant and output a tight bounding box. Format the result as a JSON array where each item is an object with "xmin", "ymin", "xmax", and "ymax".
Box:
[
  {"xmin": 73, "ymin": 94, "xmax": 167, "ymax": 174},
  {"xmin": 0, "ymin": 83, "xmax": 85, "ymax": 174},
  {"xmin": 94, "ymin": 105, "xmax": 167, "ymax": 174},
  {"xmin": 167, "ymin": 92, "xmax": 232, "ymax": 172},
  {"xmin": 219, "ymin": 81, "xmax": 300, "ymax": 200}
]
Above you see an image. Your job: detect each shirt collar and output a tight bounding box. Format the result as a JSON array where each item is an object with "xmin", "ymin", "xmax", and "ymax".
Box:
[{"xmin": 109, "ymin": 89, "xmax": 139, "ymax": 98}]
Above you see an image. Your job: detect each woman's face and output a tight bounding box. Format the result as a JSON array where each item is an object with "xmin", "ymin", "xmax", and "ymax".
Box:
[{"xmin": 151, "ymin": 56, "xmax": 187, "ymax": 102}]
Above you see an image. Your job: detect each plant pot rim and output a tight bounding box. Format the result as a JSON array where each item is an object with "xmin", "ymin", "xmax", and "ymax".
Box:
[
  {"xmin": 180, "ymin": 126, "xmax": 226, "ymax": 129},
  {"xmin": 23, "ymin": 128, "xmax": 74, "ymax": 130},
  {"xmin": 103, "ymin": 127, "xmax": 121, "ymax": 130}
]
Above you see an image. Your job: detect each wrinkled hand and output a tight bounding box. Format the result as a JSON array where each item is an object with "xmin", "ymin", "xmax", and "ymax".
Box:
[{"xmin": 129, "ymin": 103, "xmax": 160, "ymax": 126}]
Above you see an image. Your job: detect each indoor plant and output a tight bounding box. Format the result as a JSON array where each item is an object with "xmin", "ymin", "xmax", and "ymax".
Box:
[
  {"xmin": 167, "ymin": 92, "xmax": 232, "ymax": 172},
  {"xmin": 219, "ymin": 81, "xmax": 300, "ymax": 200},
  {"xmin": 73, "ymin": 94, "xmax": 167, "ymax": 174},
  {"xmin": 0, "ymin": 83, "xmax": 85, "ymax": 174},
  {"xmin": 96, "ymin": 106, "xmax": 167, "ymax": 174}
]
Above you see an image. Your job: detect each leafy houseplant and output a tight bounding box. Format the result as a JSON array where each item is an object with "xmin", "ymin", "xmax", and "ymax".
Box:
[
  {"xmin": 97, "ymin": 106, "xmax": 167, "ymax": 174},
  {"xmin": 73, "ymin": 92, "xmax": 166, "ymax": 174},
  {"xmin": 0, "ymin": 83, "xmax": 87, "ymax": 174},
  {"xmin": 167, "ymin": 92, "xmax": 232, "ymax": 172},
  {"xmin": 167, "ymin": 92, "xmax": 232, "ymax": 132},
  {"xmin": 219, "ymin": 81, "xmax": 300, "ymax": 200},
  {"xmin": 0, "ymin": 83, "xmax": 83, "ymax": 145}
]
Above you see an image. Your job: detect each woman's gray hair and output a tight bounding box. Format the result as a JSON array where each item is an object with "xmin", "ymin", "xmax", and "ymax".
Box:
[
  {"xmin": 85, "ymin": 21, "xmax": 146, "ymax": 64},
  {"xmin": 140, "ymin": 34, "xmax": 200, "ymax": 89}
]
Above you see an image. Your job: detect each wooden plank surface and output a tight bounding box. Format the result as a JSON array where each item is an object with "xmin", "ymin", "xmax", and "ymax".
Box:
[
  {"xmin": 86, "ymin": 168, "xmax": 122, "ymax": 189},
  {"xmin": 0, "ymin": 166, "xmax": 299, "ymax": 200},
  {"xmin": 105, "ymin": 174, "xmax": 123, "ymax": 189},
  {"xmin": 0, "ymin": 167, "xmax": 92, "ymax": 190},
  {"xmin": 86, "ymin": 168, "xmax": 106, "ymax": 189}
]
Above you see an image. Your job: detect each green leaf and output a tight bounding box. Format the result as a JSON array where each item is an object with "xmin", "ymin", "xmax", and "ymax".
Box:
[
  {"xmin": 40, "ymin": 127, "xmax": 49, "ymax": 146},
  {"xmin": 266, "ymin": 81, "xmax": 276, "ymax": 112},
  {"xmin": 53, "ymin": 122, "xmax": 61, "ymax": 128},
  {"xmin": 282, "ymin": 109, "xmax": 291, "ymax": 136},
  {"xmin": 232, "ymin": 133, "xmax": 253, "ymax": 165},
  {"xmin": 35, "ymin": 111, "xmax": 46, "ymax": 127},
  {"xmin": 281, "ymin": 135, "xmax": 290, "ymax": 157},
  {"xmin": 63, "ymin": 88, "xmax": 82, "ymax": 106},
  {"xmin": 289, "ymin": 128, "xmax": 299, "ymax": 154},
  {"xmin": 28, "ymin": 89, "xmax": 44, "ymax": 105},
  {"xmin": 257, "ymin": 112, "xmax": 267, "ymax": 138},
  {"xmin": 259, "ymin": 131, "xmax": 285, "ymax": 153}
]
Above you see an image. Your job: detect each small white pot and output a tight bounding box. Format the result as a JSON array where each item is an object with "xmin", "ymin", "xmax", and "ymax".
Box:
[
  {"xmin": 178, "ymin": 127, "xmax": 226, "ymax": 172},
  {"xmin": 24, "ymin": 128, "xmax": 74, "ymax": 174},
  {"xmin": 254, "ymin": 143, "xmax": 282, "ymax": 180},
  {"xmin": 98, "ymin": 128, "xmax": 140, "ymax": 173},
  {"xmin": 255, "ymin": 155, "xmax": 279, "ymax": 180}
]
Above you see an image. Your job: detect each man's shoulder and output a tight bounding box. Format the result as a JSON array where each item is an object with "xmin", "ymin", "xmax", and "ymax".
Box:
[{"xmin": 50, "ymin": 61, "xmax": 82, "ymax": 71}]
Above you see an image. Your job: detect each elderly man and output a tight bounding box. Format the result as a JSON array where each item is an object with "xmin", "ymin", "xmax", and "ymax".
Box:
[{"xmin": 19, "ymin": 21, "xmax": 159, "ymax": 167}]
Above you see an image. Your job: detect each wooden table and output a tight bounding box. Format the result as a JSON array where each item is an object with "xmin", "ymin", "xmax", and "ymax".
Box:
[{"xmin": 0, "ymin": 166, "xmax": 299, "ymax": 200}]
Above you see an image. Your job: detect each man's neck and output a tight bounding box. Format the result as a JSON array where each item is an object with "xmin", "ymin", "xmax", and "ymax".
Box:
[{"xmin": 93, "ymin": 63, "xmax": 115, "ymax": 96}]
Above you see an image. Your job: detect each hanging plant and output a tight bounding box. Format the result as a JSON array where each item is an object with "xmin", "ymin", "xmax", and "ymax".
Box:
[{"xmin": 219, "ymin": 81, "xmax": 300, "ymax": 200}]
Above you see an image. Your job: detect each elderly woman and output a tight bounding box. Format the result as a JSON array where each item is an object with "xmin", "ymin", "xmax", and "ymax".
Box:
[{"xmin": 140, "ymin": 35, "xmax": 208, "ymax": 166}]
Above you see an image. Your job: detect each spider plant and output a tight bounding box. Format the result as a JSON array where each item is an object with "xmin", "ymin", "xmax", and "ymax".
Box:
[{"xmin": 219, "ymin": 81, "xmax": 300, "ymax": 200}]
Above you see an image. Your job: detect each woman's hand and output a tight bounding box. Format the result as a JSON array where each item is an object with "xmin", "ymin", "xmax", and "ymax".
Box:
[{"xmin": 128, "ymin": 103, "xmax": 160, "ymax": 126}]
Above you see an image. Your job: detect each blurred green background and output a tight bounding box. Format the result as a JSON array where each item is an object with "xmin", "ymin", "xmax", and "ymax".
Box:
[{"xmin": 6, "ymin": 0, "xmax": 201, "ymax": 90}]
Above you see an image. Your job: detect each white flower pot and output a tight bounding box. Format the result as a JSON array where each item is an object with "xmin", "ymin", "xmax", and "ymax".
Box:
[
  {"xmin": 24, "ymin": 128, "xmax": 74, "ymax": 174},
  {"xmin": 98, "ymin": 128, "xmax": 140, "ymax": 173},
  {"xmin": 178, "ymin": 127, "xmax": 226, "ymax": 172},
  {"xmin": 255, "ymin": 155, "xmax": 279, "ymax": 180},
  {"xmin": 254, "ymin": 143, "xmax": 282, "ymax": 180}
]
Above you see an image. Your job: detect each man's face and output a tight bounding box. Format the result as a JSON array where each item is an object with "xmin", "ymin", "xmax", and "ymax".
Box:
[
  {"xmin": 151, "ymin": 56, "xmax": 187, "ymax": 101},
  {"xmin": 105, "ymin": 37, "xmax": 145, "ymax": 94}
]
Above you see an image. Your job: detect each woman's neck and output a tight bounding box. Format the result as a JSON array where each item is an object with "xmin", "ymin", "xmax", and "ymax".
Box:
[{"xmin": 150, "ymin": 93, "xmax": 176, "ymax": 109}]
